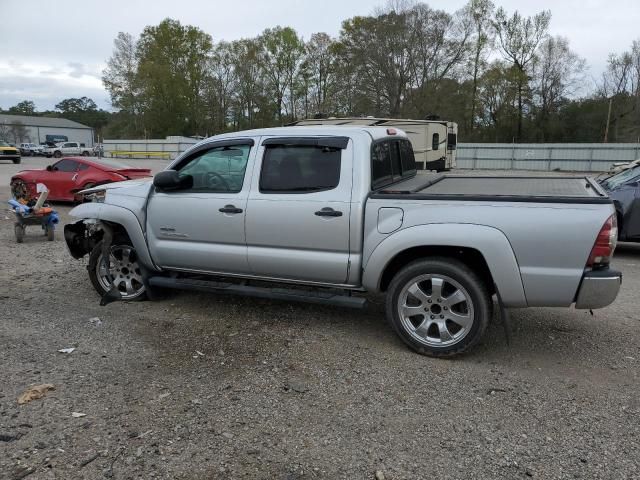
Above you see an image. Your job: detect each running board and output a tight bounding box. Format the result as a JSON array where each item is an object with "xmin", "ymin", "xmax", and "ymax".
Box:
[{"xmin": 147, "ymin": 276, "xmax": 368, "ymax": 309}]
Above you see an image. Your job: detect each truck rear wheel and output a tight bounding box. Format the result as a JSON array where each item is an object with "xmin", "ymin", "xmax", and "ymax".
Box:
[
  {"xmin": 386, "ymin": 257, "xmax": 491, "ymax": 357},
  {"xmin": 88, "ymin": 240, "xmax": 147, "ymax": 301}
]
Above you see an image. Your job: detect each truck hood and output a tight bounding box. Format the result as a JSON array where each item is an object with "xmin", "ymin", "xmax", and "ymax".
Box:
[{"xmin": 82, "ymin": 178, "xmax": 153, "ymax": 198}]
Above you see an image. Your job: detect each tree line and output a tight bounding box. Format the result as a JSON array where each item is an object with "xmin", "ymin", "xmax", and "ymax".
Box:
[{"xmin": 3, "ymin": 1, "xmax": 640, "ymax": 143}]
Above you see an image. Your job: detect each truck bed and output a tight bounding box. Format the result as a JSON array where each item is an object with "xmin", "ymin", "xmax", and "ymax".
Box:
[{"xmin": 373, "ymin": 174, "xmax": 610, "ymax": 204}]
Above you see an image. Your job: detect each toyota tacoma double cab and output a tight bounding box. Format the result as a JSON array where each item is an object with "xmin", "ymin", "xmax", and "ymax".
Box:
[{"xmin": 64, "ymin": 127, "xmax": 621, "ymax": 357}]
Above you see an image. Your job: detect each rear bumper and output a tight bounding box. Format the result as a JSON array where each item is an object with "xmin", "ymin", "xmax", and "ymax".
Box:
[{"xmin": 575, "ymin": 269, "xmax": 622, "ymax": 309}]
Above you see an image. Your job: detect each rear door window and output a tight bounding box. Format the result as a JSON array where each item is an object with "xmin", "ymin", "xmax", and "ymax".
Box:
[{"xmin": 260, "ymin": 145, "xmax": 341, "ymax": 193}]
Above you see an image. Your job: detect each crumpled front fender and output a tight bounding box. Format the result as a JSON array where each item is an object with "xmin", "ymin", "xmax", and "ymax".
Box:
[{"xmin": 67, "ymin": 203, "xmax": 159, "ymax": 271}]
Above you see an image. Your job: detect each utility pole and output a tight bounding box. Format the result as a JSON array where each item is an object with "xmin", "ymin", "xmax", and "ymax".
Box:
[{"xmin": 604, "ymin": 98, "xmax": 613, "ymax": 143}]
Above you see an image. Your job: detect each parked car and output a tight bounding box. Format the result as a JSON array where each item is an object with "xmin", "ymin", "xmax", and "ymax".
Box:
[
  {"xmin": 64, "ymin": 126, "xmax": 621, "ymax": 357},
  {"xmin": 44, "ymin": 142, "xmax": 93, "ymax": 158},
  {"xmin": 599, "ymin": 164, "xmax": 640, "ymax": 242},
  {"xmin": 10, "ymin": 157, "xmax": 151, "ymax": 201},
  {"xmin": 0, "ymin": 141, "xmax": 21, "ymax": 164},
  {"xmin": 19, "ymin": 143, "xmax": 43, "ymax": 156}
]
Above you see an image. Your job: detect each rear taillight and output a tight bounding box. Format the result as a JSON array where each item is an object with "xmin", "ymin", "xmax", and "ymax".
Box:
[{"xmin": 587, "ymin": 214, "xmax": 617, "ymax": 268}]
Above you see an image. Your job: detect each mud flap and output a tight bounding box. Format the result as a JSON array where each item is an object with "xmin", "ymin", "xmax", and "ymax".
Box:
[
  {"xmin": 495, "ymin": 284, "xmax": 512, "ymax": 346},
  {"xmin": 100, "ymin": 286, "xmax": 123, "ymax": 306}
]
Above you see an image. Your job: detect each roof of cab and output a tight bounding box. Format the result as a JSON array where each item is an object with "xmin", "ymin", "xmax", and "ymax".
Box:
[{"xmin": 204, "ymin": 126, "xmax": 408, "ymax": 142}]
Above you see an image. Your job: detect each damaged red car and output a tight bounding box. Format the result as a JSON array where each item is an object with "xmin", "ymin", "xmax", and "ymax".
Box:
[{"xmin": 10, "ymin": 157, "xmax": 152, "ymax": 201}]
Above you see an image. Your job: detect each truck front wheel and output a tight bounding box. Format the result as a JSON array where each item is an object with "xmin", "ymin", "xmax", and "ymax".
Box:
[
  {"xmin": 88, "ymin": 240, "xmax": 147, "ymax": 301},
  {"xmin": 386, "ymin": 258, "xmax": 491, "ymax": 357}
]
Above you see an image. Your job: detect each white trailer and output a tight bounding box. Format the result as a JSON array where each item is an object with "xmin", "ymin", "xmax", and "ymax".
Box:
[{"xmin": 289, "ymin": 117, "xmax": 458, "ymax": 171}]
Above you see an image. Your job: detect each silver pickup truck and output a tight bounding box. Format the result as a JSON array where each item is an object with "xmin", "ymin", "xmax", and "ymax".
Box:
[{"xmin": 64, "ymin": 126, "xmax": 621, "ymax": 357}]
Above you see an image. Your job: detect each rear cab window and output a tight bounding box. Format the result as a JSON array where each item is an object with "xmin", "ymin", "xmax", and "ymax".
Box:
[
  {"xmin": 371, "ymin": 138, "xmax": 416, "ymax": 190},
  {"xmin": 259, "ymin": 137, "xmax": 348, "ymax": 194}
]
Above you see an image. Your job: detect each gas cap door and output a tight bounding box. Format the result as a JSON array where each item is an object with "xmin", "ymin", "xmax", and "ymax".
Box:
[{"xmin": 377, "ymin": 207, "xmax": 404, "ymax": 234}]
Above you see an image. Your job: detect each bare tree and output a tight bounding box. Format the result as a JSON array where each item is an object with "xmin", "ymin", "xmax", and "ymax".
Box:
[
  {"xmin": 464, "ymin": 0, "xmax": 495, "ymax": 130},
  {"xmin": 8, "ymin": 121, "xmax": 28, "ymax": 143},
  {"xmin": 493, "ymin": 7, "xmax": 551, "ymax": 140},
  {"xmin": 532, "ymin": 36, "xmax": 586, "ymax": 140}
]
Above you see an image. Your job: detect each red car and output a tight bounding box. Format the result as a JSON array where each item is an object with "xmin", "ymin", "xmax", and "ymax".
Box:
[{"xmin": 10, "ymin": 157, "xmax": 152, "ymax": 201}]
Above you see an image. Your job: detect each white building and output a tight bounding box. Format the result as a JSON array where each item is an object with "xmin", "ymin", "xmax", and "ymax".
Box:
[{"xmin": 0, "ymin": 113, "xmax": 94, "ymax": 146}]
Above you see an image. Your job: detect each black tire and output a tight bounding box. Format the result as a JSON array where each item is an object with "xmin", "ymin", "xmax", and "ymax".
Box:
[
  {"xmin": 88, "ymin": 240, "xmax": 148, "ymax": 301},
  {"xmin": 53, "ymin": 150, "xmax": 62, "ymax": 158},
  {"xmin": 15, "ymin": 224, "xmax": 25, "ymax": 243},
  {"xmin": 385, "ymin": 257, "xmax": 491, "ymax": 357},
  {"xmin": 13, "ymin": 158, "xmax": 21, "ymax": 164}
]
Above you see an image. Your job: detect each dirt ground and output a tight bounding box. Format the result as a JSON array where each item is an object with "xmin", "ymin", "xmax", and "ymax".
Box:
[{"xmin": 1, "ymin": 160, "xmax": 639, "ymax": 479}]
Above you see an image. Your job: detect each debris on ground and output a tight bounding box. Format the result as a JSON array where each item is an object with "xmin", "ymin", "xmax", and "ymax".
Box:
[
  {"xmin": 375, "ymin": 470, "xmax": 386, "ymax": 480},
  {"xmin": 88, "ymin": 317, "xmax": 102, "ymax": 326},
  {"xmin": 71, "ymin": 412, "xmax": 87, "ymax": 418},
  {"xmin": 284, "ymin": 380, "xmax": 309, "ymax": 393},
  {"xmin": 58, "ymin": 347, "xmax": 76, "ymax": 354},
  {"xmin": 17, "ymin": 384, "xmax": 55, "ymax": 404}
]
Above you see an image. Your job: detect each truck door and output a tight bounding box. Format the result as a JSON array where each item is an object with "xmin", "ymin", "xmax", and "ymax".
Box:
[
  {"xmin": 246, "ymin": 136, "xmax": 352, "ymax": 284},
  {"xmin": 146, "ymin": 138, "xmax": 256, "ymax": 274}
]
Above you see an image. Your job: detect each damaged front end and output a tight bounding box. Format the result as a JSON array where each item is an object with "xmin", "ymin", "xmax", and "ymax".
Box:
[{"xmin": 64, "ymin": 219, "xmax": 105, "ymax": 259}]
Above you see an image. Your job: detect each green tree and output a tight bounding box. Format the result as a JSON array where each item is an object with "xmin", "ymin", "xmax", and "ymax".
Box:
[
  {"xmin": 55, "ymin": 97, "xmax": 110, "ymax": 138},
  {"xmin": 9, "ymin": 100, "xmax": 36, "ymax": 115},
  {"xmin": 301, "ymin": 33, "xmax": 338, "ymax": 117},
  {"xmin": 136, "ymin": 18, "xmax": 213, "ymax": 137},
  {"xmin": 258, "ymin": 27, "xmax": 305, "ymax": 123},
  {"xmin": 102, "ymin": 32, "xmax": 142, "ymax": 136}
]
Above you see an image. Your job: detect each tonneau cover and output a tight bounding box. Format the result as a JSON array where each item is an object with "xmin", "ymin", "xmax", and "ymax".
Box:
[{"xmin": 373, "ymin": 174, "xmax": 610, "ymax": 204}]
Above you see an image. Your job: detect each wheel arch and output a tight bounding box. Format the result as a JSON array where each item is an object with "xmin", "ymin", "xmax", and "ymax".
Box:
[
  {"xmin": 362, "ymin": 223, "xmax": 527, "ymax": 307},
  {"xmin": 380, "ymin": 245, "xmax": 494, "ymax": 295},
  {"xmin": 67, "ymin": 202, "xmax": 159, "ymax": 271}
]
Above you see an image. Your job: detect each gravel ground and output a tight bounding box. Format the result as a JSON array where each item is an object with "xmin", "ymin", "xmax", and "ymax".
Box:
[{"xmin": 1, "ymin": 159, "xmax": 639, "ymax": 479}]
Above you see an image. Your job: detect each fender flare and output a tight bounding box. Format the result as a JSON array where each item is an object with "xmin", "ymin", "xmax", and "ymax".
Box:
[
  {"xmin": 69, "ymin": 202, "xmax": 159, "ymax": 271},
  {"xmin": 362, "ymin": 223, "xmax": 527, "ymax": 307}
]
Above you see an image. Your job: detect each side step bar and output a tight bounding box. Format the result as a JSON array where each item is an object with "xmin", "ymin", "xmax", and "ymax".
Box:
[{"xmin": 147, "ymin": 276, "xmax": 368, "ymax": 309}]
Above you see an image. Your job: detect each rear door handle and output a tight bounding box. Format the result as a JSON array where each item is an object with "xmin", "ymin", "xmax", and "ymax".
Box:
[
  {"xmin": 315, "ymin": 207, "xmax": 343, "ymax": 217},
  {"xmin": 219, "ymin": 205, "xmax": 243, "ymax": 214}
]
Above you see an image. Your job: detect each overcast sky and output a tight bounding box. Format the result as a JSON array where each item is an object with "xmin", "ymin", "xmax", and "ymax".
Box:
[{"xmin": 1, "ymin": 0, "xmax": 638, "ymax": 111}]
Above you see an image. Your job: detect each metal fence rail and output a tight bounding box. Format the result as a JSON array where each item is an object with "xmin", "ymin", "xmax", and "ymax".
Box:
[
  {"xmin": 103, "ymin": 139, "xmax": 198, "ymax": 160},
  {"xmin": 457, "ymin": 143, "xmax": 640, "ymax": 172}
]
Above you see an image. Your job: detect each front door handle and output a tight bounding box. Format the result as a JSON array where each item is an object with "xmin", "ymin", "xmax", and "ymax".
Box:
[
  {"xmin": 315, "ymin": 207, "xmax": 343, "ymax": 217},
  {"xmin": 219, "ymin": 205, "xmax": 243, "ymax": 214}
]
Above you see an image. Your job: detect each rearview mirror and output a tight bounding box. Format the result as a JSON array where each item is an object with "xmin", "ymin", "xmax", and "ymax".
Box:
[
  {"xmin": 153, "ymin": 170, "xmax": 193, "ymax": 192},
  {"xmin": 46, "ymin": 165, "xmax": 53, "ymax": 171}
]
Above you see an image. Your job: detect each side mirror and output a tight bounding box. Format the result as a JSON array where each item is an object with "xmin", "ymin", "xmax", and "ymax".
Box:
[
  {"xmin": 153, "ymin": 170, "xmax": 193, "ymax": 192},
  {"xmin": 46, "ymin": 165, "xmax": 53, "ymax": 171}
]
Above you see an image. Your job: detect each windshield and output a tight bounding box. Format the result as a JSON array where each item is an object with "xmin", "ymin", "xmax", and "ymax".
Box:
[
  {"xmin": 0, "ymin": 141, "xmax": 9, "ymax": 147},
  {"xmin": 601, "ymin": 165, "xmax": 640, "ymax": 190}
]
